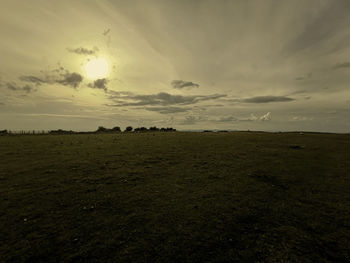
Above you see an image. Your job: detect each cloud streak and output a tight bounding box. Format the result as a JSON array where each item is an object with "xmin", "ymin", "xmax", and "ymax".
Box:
[
  {"xmin": 242, "ymin": 96, "xmax": 294, "ymax": 103},
  {"xmin": 108, "ymin": 92, "xmax": 226, "ymax": 107},
  {"xmin": 333, "ymin": 62, "xmax": 350, "ymax": 70},
  {"xmin": 145, "ymin": 106, "xmax": 190, "ymax": 114},
  {"xmin": 171, "ymin": 80, "xmax": 199, "ymax": 89},
  {"xmin": 67, "ymin": 47, "xmax": 99, "ymax": 55},
  {"xmin": 18, "ymin": 67, "xmax": 83, "ymax": 89},
  {"xmin": 215, "ymin": 112, "xmax": 271, "ymax": 122},
  {"xmin": 6, "ymin": 82, "xmax": 35, "ymax": 93}
]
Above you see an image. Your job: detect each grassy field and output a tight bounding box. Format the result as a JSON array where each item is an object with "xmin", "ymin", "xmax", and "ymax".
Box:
[{"xmin": 1, "ymin": 132, "xmax": 350, "ymax": 262}]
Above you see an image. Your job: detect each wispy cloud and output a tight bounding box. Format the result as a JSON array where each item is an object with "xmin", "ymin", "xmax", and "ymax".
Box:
[
  {"xmin": 171, "ymin": 80, "xmax": 199, "ymax": 89},
  {"xmin": 145, "ymin": 106, "xmax": 190, "ymax": 114},
  {"xmin": 18, "ymin": 67, "xmax": 83, "ymax": 89},
  {"xmin": 19, "ymin": 75, "xmax": 44, "ymax": 85},
  {"xmin": 180, "ymin": 116, "xmax": 204, "ymax": 125},
  {"xmin": 333, "ymin": 62, "xmax": 350, "ymax": 70},
  {"xmin": 215, "ymin": 112, "xmax": 271, "ymax": 122},
  {"xmin": 243, "ymin": 96, "xmax": 294, "ymax": 103},
  {"xmin": 6, "ymin": 82, "xmax": 35, "ymax": 93},
  {"xmin": 67, "ymin": 46, "xmax": 99, "ymax": 55},
  {"xmin": 103, "ymin": 28, "xmax": 110, "ymax": 36},
  {"xmin": 108, "ymin": 92, "xmax": 226, "ymax": 106}
]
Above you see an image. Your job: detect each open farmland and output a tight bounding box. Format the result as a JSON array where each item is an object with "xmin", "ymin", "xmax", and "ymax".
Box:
[{"xmin": 1, "ymin": 132, "xmax": 350, "ymax": 262}]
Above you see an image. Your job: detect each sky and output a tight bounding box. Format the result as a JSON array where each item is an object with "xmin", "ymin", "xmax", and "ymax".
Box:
[{"xmin": 0, "ymin": 0, "xmax": 349, "ymax": 132}]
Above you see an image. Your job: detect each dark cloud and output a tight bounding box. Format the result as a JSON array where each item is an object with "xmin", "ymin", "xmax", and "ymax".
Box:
[
  {"xmin": 243, "ymin": 96, "xmax": 294, "ymax": 103},
  {"xmin": 171, "ymin": 80, "xmax": 199, "ymax": 89},
  {"xmin": 67, "ymin": 46, "xmax": 99, "ymax": 55},
  {"xmin": 333, "ymin": 62, "xmax": 350, "ymax": 70},
  {"xmin": 88, "ymin": 78, "xmax": 108, "ymax": 91},
  {"xmin": 108, "ymin": 92, "xmax": 226, "ymax": 106},
  {"xmin": 58, "ymin": 72, "xmax": 83, "ymax": 88},
  {"xmin": 145, "ymin": 106, "xmax": 189, "ymax": 114},
  {"xmin": 19, "ymin": 75, "xmax": 44, "ymax": 85},
  {"xmin": 0, "ymin": 102, "xmax": 4, "ymax": 106}
]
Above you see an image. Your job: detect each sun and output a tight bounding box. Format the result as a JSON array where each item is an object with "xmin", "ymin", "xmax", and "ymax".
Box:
[{"xmin": 84, "ymin": 57, "xmax": 109, "ymax": 79}]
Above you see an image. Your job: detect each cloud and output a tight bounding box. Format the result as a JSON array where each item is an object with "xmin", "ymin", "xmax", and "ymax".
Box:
[
  {"xmin": 171, "ymin": 80, "xmax": 199, "ymax": 89},
  {"xmin": 243, "ymin": 96, "xmax": 294, "ymax": 103},
  {"xmin": 103, "ymin": 28, "xmax": 110, "ymax": 36},
  {"xmin": 214, "ymin": 112, "xmax": 271, "ymax": 122},
  {"xmin": 17, "ymin": 66, "xmax": 83, "ymax": 89},
  {"xmin": 181, "ymin": 116, "xmax": 202, "ymax": 125},
  {"xmin": 22, "ymin": 85, "xmax": 34, "ymax": 93},
  {"xmin": 216, "ymin": 116, "xmax": 238, "ymax": 122},
  {"xmin": 108, "ymin": 92, "xmax": 226, "ymax": 106},
  {"xmin": 289, "ymin": 115, "xmax": 314, "ymax": 122},
  {"xmin": 6, "ymin": 82, "xmax": 35, "ymax": 93},
  {"xmin": 88, "ymin": 78, "xmax": 108, "ymax": 91},
  {"xmin": 19, "ymin": 75, "xmax": 44, "ymax": 85},
  {"xmin": 333, "ymin": 62, "xmax": 350, "ymax": 70},
  {"xmin": 260, "ymin": 112, "xmax": 271, "ymax": 121},
  {"xmin": 145, "ymin": 106, "xmax": 190, "ymax": 114},
  {"xmin": 58, "ymin": 72, "xmax": 83, "ymax": 88},
  {"xmin": 67, "ymin": 46, "xmax": 99, "ymax": 55},
  {"xmin": 6, "ymin": 82, "xmax": 17, "ymax": 91}
]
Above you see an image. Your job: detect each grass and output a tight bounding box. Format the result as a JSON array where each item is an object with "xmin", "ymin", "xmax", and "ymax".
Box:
[{"xmin": 1, "ymin": 132, "xmax": 350, "ymax": 262}]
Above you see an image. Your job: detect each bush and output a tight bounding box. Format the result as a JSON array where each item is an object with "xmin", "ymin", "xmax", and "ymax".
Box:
[
  {"xmin": 97, "ymin": 126, "xmax": 108, "ymax": 132},
  {"xmin": 124, "ymin": 126, "xmax": 133, "ymax": 132},
  {"xmin": 112, "ymin": 126, "xmax": 121, "ymax": 132}
]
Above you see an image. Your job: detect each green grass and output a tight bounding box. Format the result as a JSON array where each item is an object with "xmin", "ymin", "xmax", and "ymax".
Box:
[{"xmin": 1, "ymin": 132, "xmax": 350, "ymax": 262}]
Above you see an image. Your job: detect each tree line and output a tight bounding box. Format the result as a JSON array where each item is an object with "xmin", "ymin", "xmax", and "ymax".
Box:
[
  {"xmin": 0, "ymin": 126, "xmax": 176, "ymax": 135},
  {"xmin": 95, "ymin": 126, "xmax": 176, "ymax": 133}
]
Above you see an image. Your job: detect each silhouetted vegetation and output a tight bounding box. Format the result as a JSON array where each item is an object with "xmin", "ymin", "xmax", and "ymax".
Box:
[
  {"xmin": 134, "ymin": 127, "xmax": 148, "ymax": 132},
  {"xmin": 124, "ymin": 126, "xmax": 133, "ymax": 132},
  {"xmin": 0, "ymin": 130, "xmax": 8, "ymax": 135},
  {"xmin": 134, "ymin": 126, "xmax": 176, "ymax": 132},
  {"xmin": 96, "ymin": 126, "xmax": 108, "ymax": 133},
  {"xmin": 49, "ymin": 129, "xmax": 74, "ymax": 135},
  {"xmin": 0, "ymin": 126, "xmax": 177, "ymax": 136},
  {"xmin": 111, "ymin": 126, "xmax": 121, "ymax": 132}
]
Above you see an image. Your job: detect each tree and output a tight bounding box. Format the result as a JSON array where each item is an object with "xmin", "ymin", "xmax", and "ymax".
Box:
[
  {"xmin": 149, "ymin": 126, "xmax": 159, "ymax": 131},
  {"xmin": 112, "ymin": 126, "xmax": 121, "ymax": 132},
  {"xmin": 134, "ymin": 127, "xmax": 148, "ymax": 132},
  {"xmin": 97, "ymin": 126, "xmax": 108, "ymax": 132},
  {"xmin": 124, "ymin": 126, "xmax": 133, "ymax": 132}
]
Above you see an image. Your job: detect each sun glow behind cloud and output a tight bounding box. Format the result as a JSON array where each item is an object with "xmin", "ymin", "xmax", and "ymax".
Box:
[{"xmin": 84, "ymin": 57, "xmax": 109, "ymax": 79}]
